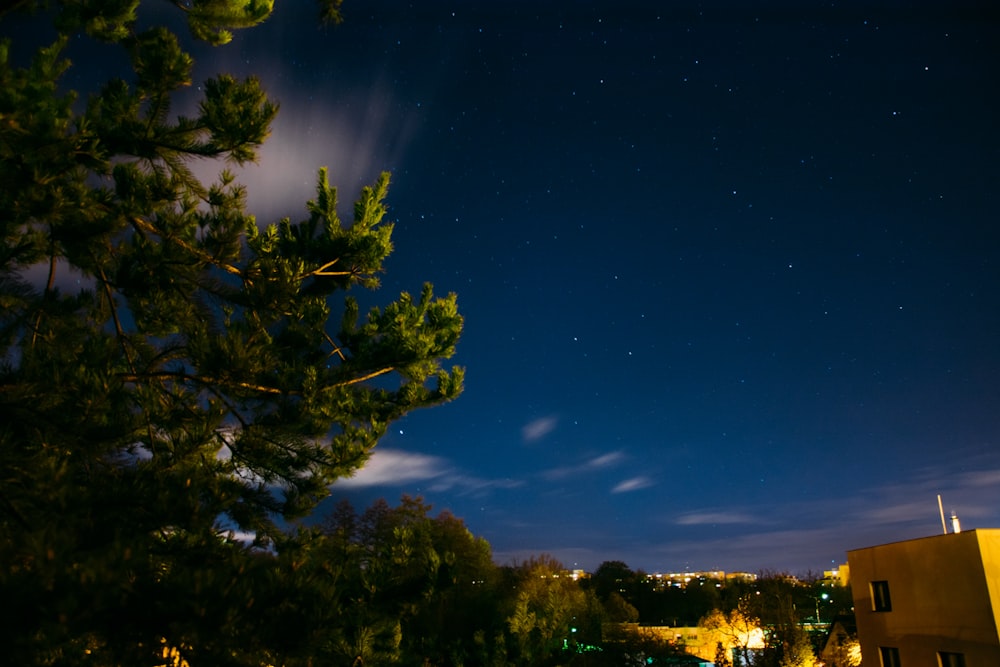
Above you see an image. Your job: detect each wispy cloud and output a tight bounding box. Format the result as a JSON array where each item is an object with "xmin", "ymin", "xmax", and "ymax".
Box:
[
  {"xmin": 675, "ymin": 510, "xmax": 760, "ymax": 526},
  {"xmin": 224, "ymin": 530, "xmax": 258, "ymax": 545},
  {"xmin": 612, "ymin": 476, "xmax": 654, "ymax": 493},
  {"xmin": 840, "ymin": 463, "xmax": 1000, "ymax": 530},
  {"xmin": 333, "ymin": 448, "xmax": 524, "ymax": 495},
  {"xmin": 856, "ymin": 499, "xmax": 941, "ymax": 527},
  {"xmin": 187, "ymin": 64, "xmax": 421, "ymax": 224},
  {"xmin": 960, "ymin": 467, "xmax": 1000, "ymax": 488},
  {"xmin": 336, "ymin": 449, "xmax": 449, "ymax": 488},
  {"xmin": 589, "ymin": 452, "xmax": 626, "ymax": 468},
  {"xmin": 544, "ymin": 451, "xmax": 625, "ymax": 480},
  {"xmin": 522, "ymin": 416, "xmax": 558, "ymax": 443},
  {"xmin": 493, "ymin": 457, "xmax": 1000, "ymax": 574}
]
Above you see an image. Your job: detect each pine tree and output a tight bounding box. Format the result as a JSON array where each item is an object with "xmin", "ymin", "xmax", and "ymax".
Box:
[{"xmin": 0, "ymin": 2, "xmax": 462, "ymax": 664}]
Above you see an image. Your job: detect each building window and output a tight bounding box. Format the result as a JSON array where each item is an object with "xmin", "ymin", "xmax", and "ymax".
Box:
[
  {"xmin": 938, "ymin": 652, "xmax": 965, "ymax": 667},
  {"xmin": 879, "ymin": 646, "xmax": 901, "ymax": 667},
  {"xmin": 871, "ymin": 580, "xmax": 892, "ymax": 611}
]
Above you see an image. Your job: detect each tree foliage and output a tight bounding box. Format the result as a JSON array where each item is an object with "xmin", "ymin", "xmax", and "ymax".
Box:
[
  {"xmin": 590, "ymin": 560, "xmax": 637, "ymax": 600},
  {"xmin": 317, "ymin": 497, "xmax": 502, "ymax": 666},
  {"xmin": 0, "ymin": 2, "xmax": 463, "ymax": 664},
  {"xmin": 505, "ymin": 555, "xmax": 594, "ymax": 665},
  {"xmin": 699, "ymin": 602, "xmax": 763, "ymax": 667}
]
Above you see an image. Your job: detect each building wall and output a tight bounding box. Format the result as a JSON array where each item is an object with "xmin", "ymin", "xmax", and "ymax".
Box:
[
  {"xmin": 823, "ymin": 562, "xmax": 850, "ymax": 588},
  {"xmin": 847, "ymin": 529, "xmax": 1000, "ymax": 665},
  {"xmin": 603, "ymin": 623, "xmax": 764, "ymax": 663}
]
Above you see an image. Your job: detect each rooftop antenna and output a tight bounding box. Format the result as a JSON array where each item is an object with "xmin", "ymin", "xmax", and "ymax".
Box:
[{"xmin": 937, "ymin": 494, "xmax": 948, "ymax": 535}]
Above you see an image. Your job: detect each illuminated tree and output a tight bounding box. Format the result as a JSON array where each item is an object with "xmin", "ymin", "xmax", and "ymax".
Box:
[
  {"xmin": 750, "ymin": 573, "xmax": 818, "ymax": 667},
  {"xmin": 0, "ymin": 1, "xmax": 462, "ymax": 664},
  {"xmin": 699, "ymin": 602, "xmax": 764, "ymax": 667},
  {"xmin": 836, "ymin": 637, "xmax": 863, "ymax": 667},
  {"xmin": 778, "ymin": 628, "xmax": 817, "ymax": 667}
]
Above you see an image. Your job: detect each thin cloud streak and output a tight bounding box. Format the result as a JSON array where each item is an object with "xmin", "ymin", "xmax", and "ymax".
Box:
[
  {"xmin": 960, "ymin": 468, "xmax": 1000, "ymax": 488},
  {"xmin": 612, "ymin": 477, "xmax": 654, "ymax": 493},
  {"xmin": 522, "ymin": 416, "xmax": 558, "ymax": 443},
  {"xmin": 333, "ymin": 448, "xmax": 523, "ymax": 495},
  {"xmin": 471, "ymin": 454, "xmax": 1000, "ymax": 573},
  {"xmin": 336, "ymin": 448, "xmax": 447, "ymax": 488},
  {"xmin": 543, "ymin": 451, "xmax": 625, "ymax": 480},
  {"xmin": 675, "ymin": 511, "xmax": 760, "ymax": 526},
  {"xmin": 187, "ymin": 63, "xmax": 421, "ymax": 225}
]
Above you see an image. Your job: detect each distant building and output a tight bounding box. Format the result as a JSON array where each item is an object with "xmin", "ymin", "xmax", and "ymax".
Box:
[
  {"xmin": 603, "ymin": 623, "xmax": 764, "ymax": 665},
  {"xmin": 645, "ymin": 570, "xmax": 757, "ymax": 590},
  {"xmin": 822, "ymin": 562, "xmax": 850, "ymax": 588},
  {"xmin": 847, "ymin": 528, "xmax": 1000, "ymax": 665},
  {"xmin": 646, "ymin": 571, "xmax": 725, "ymax": 589}
]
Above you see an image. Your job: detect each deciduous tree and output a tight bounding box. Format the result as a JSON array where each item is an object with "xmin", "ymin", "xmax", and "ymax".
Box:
[
  {"xmin": 317, "ymin": 497, "xmax": 502, "ymax": 666},
  {"xmin": 699, "ymin": 602, "xmax": 764, "ymax": 667},
  {"xmin": 506, "ymin": 555, "xmax": 589, "ymax": 665}
]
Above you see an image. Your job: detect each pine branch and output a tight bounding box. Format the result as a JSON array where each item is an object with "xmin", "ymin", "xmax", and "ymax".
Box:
[
  {"xmin": 325, "ymin": 366, "xmax": 396, "ymax": 389},
  {"xmin": 120, "ymin": 364, "xmax": 402, "ymax": 396},
  {"xmin": 325, "ymin": 331, "xmax": 348, "ymax": 361},
  {"xmin": 302, "ymin": 258, "xmax": 356, "ymax": 278},
  {"xmin": 98, "ymin": 265, "xmax": 159, "ymax": 451},
  {"xmin": 29, "ymin": 250, "xmax": 58, "ymax": 348},
  {"xmin": 130, "ymin": 216, "xmax": 241, "ymax": 276},
  {"xmin": 119, "ymin": 370, "xmax": 285, "ymax": 395}
]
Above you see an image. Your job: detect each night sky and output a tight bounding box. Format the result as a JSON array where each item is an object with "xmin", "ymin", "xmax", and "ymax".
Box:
[{"xmin": 19, "ymin": 1, "xmax": 1000, "ymax": 574}]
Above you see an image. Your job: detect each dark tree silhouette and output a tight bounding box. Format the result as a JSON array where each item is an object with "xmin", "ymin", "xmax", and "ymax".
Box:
[{"xmin": 0, "ymin": 2, "xmax": 462, "ymax": 664}]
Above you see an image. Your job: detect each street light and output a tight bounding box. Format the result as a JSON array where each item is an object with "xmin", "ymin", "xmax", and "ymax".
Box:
[{"xmin": 815, "ymin": 592, "xmax": 829, "ymax": 623}]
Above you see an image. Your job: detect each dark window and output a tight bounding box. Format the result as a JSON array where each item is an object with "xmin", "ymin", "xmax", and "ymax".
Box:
[
  {"xmin": 938, "ymin": 652, "xmax": 965, "ymax": 667},
  {"xmin": 880, "ymin": 646, "xmax": 901, "ymax": 667},
  {"xmin": 871, "ymin": 580, "xmax": 892, "ymax": 611}
]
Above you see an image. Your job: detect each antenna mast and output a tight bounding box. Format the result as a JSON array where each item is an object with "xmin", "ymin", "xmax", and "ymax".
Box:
[{"xmin": 937, "ymin": 494, "xmax": 948, "ymax": 534}]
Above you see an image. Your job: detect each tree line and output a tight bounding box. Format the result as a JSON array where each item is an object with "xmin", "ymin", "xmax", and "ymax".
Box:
[
  {"xmin": 134, "ymin": 491, "xmax": 854, "ymax": 667},
  {"xmin": 244, "ymin": 494, "xmax": 856, "ymax": 667}
]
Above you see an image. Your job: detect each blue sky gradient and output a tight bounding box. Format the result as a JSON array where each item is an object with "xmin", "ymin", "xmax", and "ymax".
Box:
[
  {"xmin": 247, "ymin": 1, "xmax": 1000, "ymax": 574},
  {"xmin": 16, "ymin": 0, "xmax": 997, "ymax": 574}
]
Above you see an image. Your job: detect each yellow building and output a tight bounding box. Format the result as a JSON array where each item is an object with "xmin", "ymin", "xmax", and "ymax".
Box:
[
  {"xmin": 847, "ymin": 528, "xmax": 1000, "ymax": 665},
  {"xmin": 823, "ymin": 562, "xmax": 850, "ymax": 588},
  {"xmin": 604, "ymin": 622, "xmax": 764, "ymax": 663}
]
